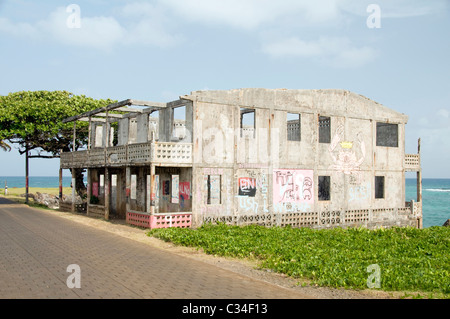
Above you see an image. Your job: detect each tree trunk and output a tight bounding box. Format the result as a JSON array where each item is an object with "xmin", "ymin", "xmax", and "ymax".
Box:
[
  {"xmin": 75, "ymin": 168, "xmax": 87, "ymax": 199},
  {"xmin": 25, "ymin": 143, "xmax": 29, "ymax": 204}
]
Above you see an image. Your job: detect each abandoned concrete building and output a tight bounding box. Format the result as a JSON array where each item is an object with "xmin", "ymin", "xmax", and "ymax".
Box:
[{"xmin": 59, "ymin": 88, "xmax": 423, "ymax": 230}]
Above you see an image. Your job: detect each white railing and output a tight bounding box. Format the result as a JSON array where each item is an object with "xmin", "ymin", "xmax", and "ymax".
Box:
[
  {"xmin": 151, "ymin": 142, "xmax": 192, "ymax": 164},
  {"xmin": 405, "ymin": 154, "xmax": 420, "ymax": 171},
  {"xmin": 61, "ymin": 142, "xmax": 192, "ymax": 167}
]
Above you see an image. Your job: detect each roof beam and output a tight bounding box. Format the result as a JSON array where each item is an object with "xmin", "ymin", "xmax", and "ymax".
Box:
[
  {"xmin": 62, "ymin": 99, "xmax": 168, "ymax": 123},
  {"xmin": 62, "ymin": 99, "xmax": 133, "ymax": 123}
]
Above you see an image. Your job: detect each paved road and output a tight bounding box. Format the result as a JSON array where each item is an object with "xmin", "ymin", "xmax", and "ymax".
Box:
[{"xmin": 0, "ymin": 200, "xmax": 310, "ymax": 299}]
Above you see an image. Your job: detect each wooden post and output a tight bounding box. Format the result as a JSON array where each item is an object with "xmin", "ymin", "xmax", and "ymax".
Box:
[
  {"xmin": 59, "ymin": 168, "xmax": 63, "ymax": 201},
  {"xmin": 86, "ymin": 168, "xmax": 91, "ymax": 217},
  {"xmin": 417, "ymin": 138, "xmax": 423, "ymax": 229},
  {"xmin": 126, "ymin": 166, "xmax": 131, "ymax": 213},
  {"xmin": 105, "ymin": 167, "xmax": 110, "ymax": 220},
  {"xmin": 73, "ymin": 122, "xmax": 76, "ymax": 152},
  {"xmin": 88, "ymin": 116, "xmax": 92, "ymax": 150},
  {"xmin": 71, "ymin": 168, "xmax": 76, "ymax": 213},
  {"xmin": 417, "ymin": 138, "xmax": 422, "ymax": 203}
]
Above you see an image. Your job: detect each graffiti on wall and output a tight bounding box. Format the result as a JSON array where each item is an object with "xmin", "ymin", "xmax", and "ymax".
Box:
[
  {"xmin": 272, "ymin": 169, "xmax": 314, "ymax": 213},
  {"xmin": 329, "ymin": 125, "xmax": 366, "ymax": 183},
  {"xmin": 348, "ymin": 182, "xmax": 371, "ymax": 203},
  {"xmin": 92, "ymin": 182, "xmax": 99, "ymax": 197},
  {"xmin": 238, "ymin": 177, "xmax": 257, "ymax": 197},
  {"xmin": 236, "ymin": 171, "xmax": 269, "ymax": 214},
  {"xmin": 163, "ymin": 180, "xmax": 170, "ymax": 195},
  {"xmin": 172, "ymin": 175, "xmax": 179, "ymax": 204},
  {"xmin": 273, "ymin": 169, "xmax": 314, "ymax": 204},
  {"xmin": 179, "ymin": 182, "xmax": 190, "ymax": 200}
]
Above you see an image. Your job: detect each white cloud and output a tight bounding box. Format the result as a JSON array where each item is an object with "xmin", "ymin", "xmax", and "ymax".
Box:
[
  {"xmin": 160, "ymin": 0, "xmax": 342, "ymax": 30},
  {"xmin": 0, "ymin": 4, "xmax": 182, "ymax": 51},
  {"xmin": 339, "ymin": 0, "xmax": 449, "ymax": 18},
  {"xmin": 262, "ymin": 36, "xmax": 378, "ymax": 68},
  {"xmin": 37, "ymin": 7, "xmax": 126, "ymax": 51},
  {"xmin": 437, "ymin": 108, "xmax": 449, "ymax": 119},
  {"xmin": 0, "ymin": 17, "xmax": 39, "ymax": 38}
]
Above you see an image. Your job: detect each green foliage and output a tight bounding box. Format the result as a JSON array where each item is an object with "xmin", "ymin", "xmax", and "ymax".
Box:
[
  {"xmin": 0, "ymin": 90, "xmax": 116, "ymax": 155},
  {"xmin": 148, "ymin": 224, "xmax": 450, "ymax": 295},
  {"xmin": 90, "ymin": 195, "xmax": 99, "ymax": 204}
]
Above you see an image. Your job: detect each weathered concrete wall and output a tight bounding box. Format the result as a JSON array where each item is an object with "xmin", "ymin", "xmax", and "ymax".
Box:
[
  {"xmin": 186, "ymin": 88, "xmax": 409, "ymax": 228},
  {"xmin": 118, "ymin": 118, "xmax": 129, "ymax": 146}
]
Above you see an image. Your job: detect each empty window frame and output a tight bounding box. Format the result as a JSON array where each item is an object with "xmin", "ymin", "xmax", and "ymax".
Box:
[
  {"xmin": 318, "ymin": 176, "xmax": 330, "ymax": 201},
  {"xmin": 207, "ymin": 175, "xmax": 221, "ymax": 205},
  {"xmin": 172, "ymin": 106, "xmax": 186, "ymax": 140},
  {"xmin": 287, "ymin": 113, "xmax": 301, "ymax": 141},
  {"xmin": 148, "ymin": 110, "xmax": 159, "ymax": 141},
  {"xmin": 375, "ymin": 176, "xmax": 385, "ymax": 199},
  {"xmin": 376, "ymin": 122, "xmax": 398, "ymax": 147},
  {"xmin": 240, "ymin": 108, "xmax": 255, "ymax": 138},
  {"xmin": 319, "ymin": 116, "xmax": 331, "ymax": 143}
]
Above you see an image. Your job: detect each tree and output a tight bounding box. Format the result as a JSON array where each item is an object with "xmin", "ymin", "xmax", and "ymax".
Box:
[
  {"xmin": 0, "ymin": 140, "xmax": 11, "ymax": 152},
  {"xmin": 0, "ymin": 91, "xmax": 116, "ymax": 202}
]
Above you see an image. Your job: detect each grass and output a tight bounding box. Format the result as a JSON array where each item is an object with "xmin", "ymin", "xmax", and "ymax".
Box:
[
  {"xmin": 0, "ymin": 187, "xmax": 71, "ymax": 197},
  {"xmin": 148, "ymin": 223, "xmax": 450, "ymax": 297}
]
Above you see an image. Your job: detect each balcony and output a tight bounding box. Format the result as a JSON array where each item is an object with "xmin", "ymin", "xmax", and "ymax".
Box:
[
  {"xmin": 404, "ymin": 154, "xmax": 420, "ymax": 171},
  {"xmin": 60, "ymin": 142, "xmax": 192, "ymax": 168}
]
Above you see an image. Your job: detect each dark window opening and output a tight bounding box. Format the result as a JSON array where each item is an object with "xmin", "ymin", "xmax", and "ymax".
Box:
[
  {"xmin": 318, "ymin": 176, "xmax": 330, "ymax": 201},
  {"xmin": 319, "ymin": 116, "xmax": 331, "ymax": 143},
  {"xmin": 375, "ymin": 176, "xmax": 385, "ymax": 199},
  {"xmin": 376, "ymin": 122, "xmax": 398, "ymax": 147},
  {"xmin": 240, "ymin": 108, "xmax": 255, "ymax": 138},
  {"xmin": 287, "ymin": 113, "xmax": 301, "ymax": 141}
]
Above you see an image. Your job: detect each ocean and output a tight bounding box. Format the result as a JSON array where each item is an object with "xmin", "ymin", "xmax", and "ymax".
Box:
[{"xmin": 0, "ymin": 176, "xmax": 448, "ymax": 228}]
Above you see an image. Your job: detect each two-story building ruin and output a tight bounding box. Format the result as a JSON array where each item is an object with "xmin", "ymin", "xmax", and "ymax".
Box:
[{"xmin": 59, "ymin": 88, "xmax": 423, "ymax": 229}]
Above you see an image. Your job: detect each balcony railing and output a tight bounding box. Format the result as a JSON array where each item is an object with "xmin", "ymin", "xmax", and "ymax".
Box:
[
  {"xmin": 405, "ymin": 154, "xmax": 420, "ymax": 171},
  {"xmin": 60, "ymin": 142, "xmax": 192, "ymax": 168}
]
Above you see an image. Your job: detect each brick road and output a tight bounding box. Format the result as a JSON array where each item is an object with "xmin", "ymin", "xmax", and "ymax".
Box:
[{"xmin": 0, "ymin": 198, "xmax": 311, "ymax": 299}]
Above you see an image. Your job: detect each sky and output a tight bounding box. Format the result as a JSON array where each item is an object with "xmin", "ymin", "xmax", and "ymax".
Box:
[{"xmin": 0, "ymin": 0, "xmax": 449, "ymax": 178}]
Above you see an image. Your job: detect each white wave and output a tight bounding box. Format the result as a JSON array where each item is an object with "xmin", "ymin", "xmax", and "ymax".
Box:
[{"xmin": 424, "ymin": 188, "xmax": 450, "ymax": 192}]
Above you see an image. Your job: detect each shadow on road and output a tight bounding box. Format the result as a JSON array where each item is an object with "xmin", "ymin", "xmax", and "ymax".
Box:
[{"xmin": 0, "ymin": 197, "xmax": 17, "ymax": 205}]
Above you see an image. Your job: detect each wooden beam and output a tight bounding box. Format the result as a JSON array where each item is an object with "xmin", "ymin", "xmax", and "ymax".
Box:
[
  {"xmin": 130, "ymin": 100, "xmax": 167, "ymax": 108},
  {"xmin": 62, "ymin": 99, "xmax": 133, "ymax": 123},
  {"xmin": 63, "ymin": 99, "xmax": 168, "ymax": 123},
  {"xmin": 96, "ymin": 113, "xmax": 124, "ymax": 118},
  {"xmin": 78, "ymin": 117, "xmax": 106, "ymax": 123},
  {"xmin": 114, "ymin": 107, "xmax": 144, "ymax": 113}
]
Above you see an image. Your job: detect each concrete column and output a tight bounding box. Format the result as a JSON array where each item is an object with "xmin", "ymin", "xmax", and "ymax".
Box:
[
  {"xmin": 126, "ymin": 166, "xmax": 131, "ymax": 212},
  {"xmin": 105, "ymin": 167, "xmax": 110, "ymax": 220},
  {"xmin": 150, "ymin": 165, "xmax": 155, "ymax": 215}
]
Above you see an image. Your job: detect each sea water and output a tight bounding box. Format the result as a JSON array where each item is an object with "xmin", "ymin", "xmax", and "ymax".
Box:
[
  {"xmin": 406, "ymin": 178, "xmax": 450, "ymax": 228},
  {"xmin": 0, "ymin": 176, "xmax": 75, "ymax": 188},
  {"xmin": 1, "ymin": 176, "xmax": 448, "ymax": 228}
]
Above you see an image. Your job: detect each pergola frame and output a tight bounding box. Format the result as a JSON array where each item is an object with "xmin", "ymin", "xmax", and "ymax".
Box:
[{"xmin": 61, "ymin": 99, "xmax": 168, "ymax": 217}]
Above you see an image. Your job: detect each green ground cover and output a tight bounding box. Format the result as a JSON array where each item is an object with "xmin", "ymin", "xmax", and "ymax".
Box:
[{"xmin": 148, "ymin": 224, "xmax": 449, "ymax": 297}]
